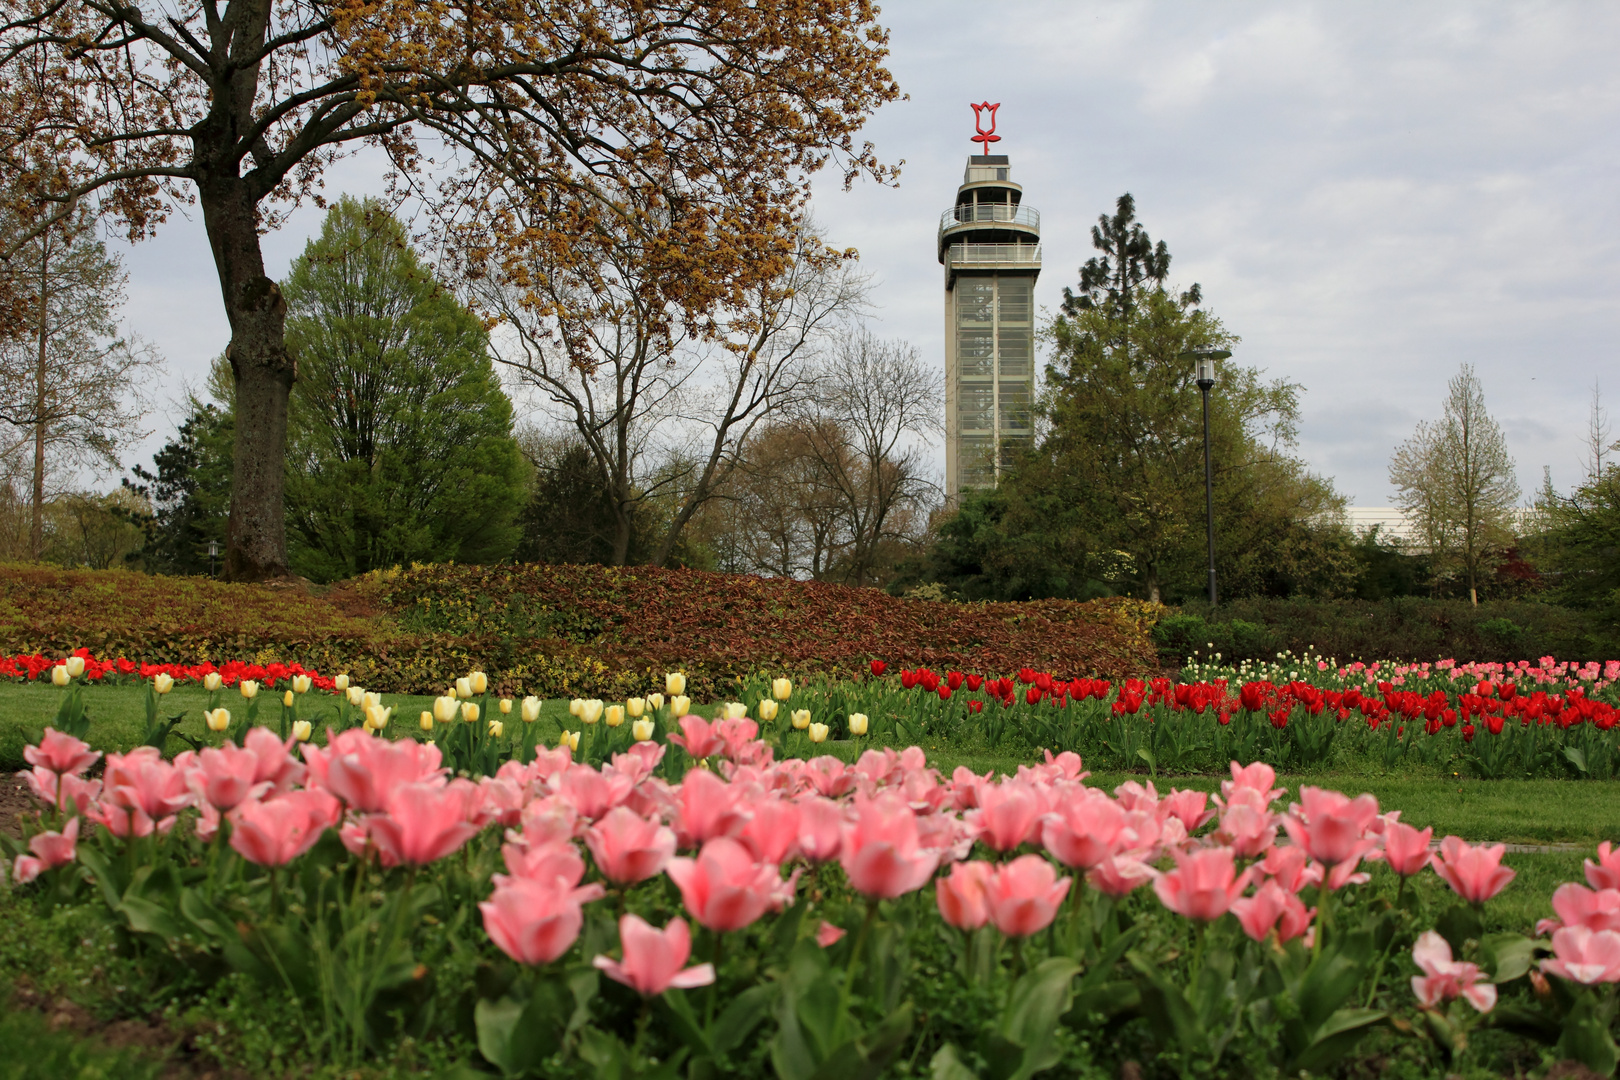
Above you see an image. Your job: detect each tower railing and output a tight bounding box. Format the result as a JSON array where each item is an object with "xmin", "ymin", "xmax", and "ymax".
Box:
[
  {"xmin": 939, "ymin": 204, "xmax": 1041, "ymax": 230},
  {"xmin": 945, "ymin": 242, "xmax": 1042, "ymax": 266}
]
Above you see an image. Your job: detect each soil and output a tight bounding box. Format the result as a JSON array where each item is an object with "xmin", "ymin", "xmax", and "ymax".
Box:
[
  {"xmin": 6, "ymin": 978, "xmax": 251, "ymax": 1079},
  {"xmin": 1, "ymin": 771, "xmax": 34, "ymax": 840}
]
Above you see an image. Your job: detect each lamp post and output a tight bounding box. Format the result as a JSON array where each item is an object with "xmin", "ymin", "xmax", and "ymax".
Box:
[
  {"xmin": 1180, "ymin": 347, "xmax": 1231, "ymax": 607},
  {"xmin": 208, "ymin": 540, "xmax": 219, "ymax": 579}
]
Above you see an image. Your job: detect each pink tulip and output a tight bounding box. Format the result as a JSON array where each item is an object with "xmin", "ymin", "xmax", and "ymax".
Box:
[
  {"xmin": 502, "ymin": 839, "xmax": 587, "ymax": 888},
  {"xmin": 1087, "ymin": 855, "xmax": 1155, "ymax": 898},
  {"xmin": 839, "ymin": 792, "xmax": 940, "ymax": 899},
  {"xmin": 1536, "ymin": 883, "xmax": 1620, "ymax": 937},
  {"xmin": 481, "ymin": 876, "xmax": 605, "ymax": 966},
  {"xmin": 673, "ymin": 768, "xmax": 750, "ymax": 847},
  {"xmin": 1221, "ymin": 761, "xmax": 1284, "ymax": 805},
  {"xmin": 971, "ymin": 781, "xmax": 1042, "ymax": 852},
  {"xmin": 312, "ymin": 733, "xmax": 445, "ymax": 813},
  {"xmin": 1041, "ymin": 792, "xmax": 1128, "ymax": 869},
  {"xmin": 665, "ymin": 836, "xmax": 780, "ymax": 932},
  {"xmin": 738, "ymin": 798, "xmax": 800, "ymax": 865},
  {"xmin": 104, "ymin": 747, "xmax": 193, "ymax": 822},
  {"xmin": 985, "ymin": 855, "xmax": 1071, "ymax": 937},
  {"xmin": 1230, "ymin": 880, "xmax": 1313, "ymax": 943},
  {"xmin": 1381, "ymin": 820, "xmax": 1434, "ymax": 878},
  {"xmin": 1041, "ymin": 749, "xmax": 1087, "ymax": 782},
  {"xmin": 1159, "ymin": 789, "xmax": 1215, "ymax": 832},
  {"xmin": 795, "ymin": 796, "xmax": 844, "ymax": 863},
  {"xmin": 1261, "ymin": 846, "xmax": 1322, "ymax": 894},
  {"xmin": 1410, "ymin": 930, "xmax": 1496, "ymax": 1012},
  {"xmin": 948, "ymin": 766, "xmax": 991, "ymax": 810},
  {"xmin": 12, "ymin": 816, "xmax": 80, "ymax": 882},
  {"xmin": 243, "ymin": 726, "xmax": 306, "ymax": 789},
  {"xmin": 1154, "ymin": 847, "xmax": 1254, "ymax": 923},
  {"xmin": 190, "ymin": 743, "xmax": 265, "ymax": 812},
  {"xmin": 1431, "ymin": 836, "xmax": 1516, "ymax": 905},
  {"xmin": 816, "ymin": 920, "xmax": 847, "ymax": 947},
  {"xmin": 84, "ymin": 801, "xmax": 156, "ymax": 839},
  {"xmin": 935, "ymin": 860, "xmax": 995, "ymax": 931},
  {"xmin": 1113, "ymin": 780, "xmax": 1159, "ymax": 812},
  {"xmin": 713, "ymin": 718, "xmax": 759, "ymax": 760},
  {"xmin": 24, "ymin": 728, "xmax": 99, "ymax": 776},
  {"xmin": 593, "ymin": 914, "xmax": 715, "ymax": 996},
  {"xmin": 556, "ymin": 765, "xmax": 635, "ymax": 821},
  {"xmin": 1585, "ymin": 842, "xmax": 1620, "ymax": 891},
  {"xmin": 805, "ymin": 757, "xmax": 856, "ymax": 798},
  {"xmin": 584, "ymin": 807, "xmax": 676, "ymax": 885},
  {"xmin": 668, "ymin": 715, "xmax": 725, "ymax": 759},
  {"xmin": 1542, "ymin": 926, "xmax": 1620, "ymax": 985},
  {"xmin": 20, "ymin": 766, "xmax": 100, "ymax": 814},
  {"xmin": 520, "ymin": 795, "xmax": 581, "ymax": 846},
  {"xmin": 1281, "ymin": 787, "xmax": 1381, "ymax": 869},
  {"xmin": 1215, "ymin": 798, "xmax": 1277, "ymax": 859},
  {"xmin": 366, "ymin": 781, "xmax": 482, "ymax": 866},
  {"xmin": 230, "ymin": 790, "xmax": 340, "ymax": 866}
]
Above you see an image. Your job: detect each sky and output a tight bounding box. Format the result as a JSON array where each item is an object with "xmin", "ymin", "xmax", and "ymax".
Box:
[{"xmin": 109, "ymin": 1, "xmax": 1620, "ymax": 508}]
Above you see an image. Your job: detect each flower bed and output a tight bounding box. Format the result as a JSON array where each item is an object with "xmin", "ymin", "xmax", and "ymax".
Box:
[{"xmin": 8, "ymin": 683, "xmax": 1620, "ymax": 1078}]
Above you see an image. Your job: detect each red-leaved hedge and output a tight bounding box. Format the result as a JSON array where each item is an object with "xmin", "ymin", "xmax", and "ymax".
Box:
[{"xmin": 0, "ymin": 563, "xmax": 1163, "ymax": 698}]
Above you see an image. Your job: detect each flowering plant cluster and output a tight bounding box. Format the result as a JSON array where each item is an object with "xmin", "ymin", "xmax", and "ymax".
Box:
[
  {"xmin": 13, "ymin": 662, "xmax": 1620, "ymax": 1078},
  {"xmin": 1, "ymin": 647, "xmax": 339, "ymax": 690}
]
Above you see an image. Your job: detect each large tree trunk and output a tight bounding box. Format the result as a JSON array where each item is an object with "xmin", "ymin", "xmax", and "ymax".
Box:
[
  {"xmin": 30, "ymin": 237, "xmax": 47, "ymax": 560},
  {"xmin": 200, "ymin": 177, "xmax": 293, "ymax": 581}
]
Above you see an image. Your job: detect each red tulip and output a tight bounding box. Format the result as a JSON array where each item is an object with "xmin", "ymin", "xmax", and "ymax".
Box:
[
  {"xmin": 870, "ymin": 660, "xmax": 887, "ymax": 677},
  {"xmin": 592, "ymin": 914, "xmax": 714, "ymax": 997}
]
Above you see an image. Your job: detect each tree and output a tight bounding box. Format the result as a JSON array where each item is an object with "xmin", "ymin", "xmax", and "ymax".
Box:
[
  {"xmin": 514, "ymin": 431, "xmax": 648, "ymax": 567},
  {"xmin": 479, "ymin": 223, "xmax": 865, "ymax": 567},
  {"xmin": 0, "ymin": 207, "xmax": 157, "ymax": 557},
  {"xmin": 280, "ymin": 198, "xmax": 524, "ymax": 580},
  {"xmin": 126, "ymin": 398, "xmax": 234, "ymax": 575},
  {"xmin": 0, "ymin": 0, "xmax": 900, "ymax": 580},
  {"xmin": 1389, "ymin": 364, "xmax": 1520, "ymax": 605}
]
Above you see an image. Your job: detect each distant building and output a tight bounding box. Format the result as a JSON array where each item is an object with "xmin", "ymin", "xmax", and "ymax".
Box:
[
  {"xmin": 941, "ymin": 104, "xmax": 1041, "ymax": 503},
  {"xmin": 1346, "ymin": 506, "xmax": 1420, "ymax": 544}
]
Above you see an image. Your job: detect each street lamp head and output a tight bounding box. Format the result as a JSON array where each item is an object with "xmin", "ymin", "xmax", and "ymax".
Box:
[
  {"xmin": 1179, "ymin": 346, "xmax": 1231, "ymax": 389},
  {"xmin": 208, "ymin": 540, "xmax": 219, "ymax": 557}
]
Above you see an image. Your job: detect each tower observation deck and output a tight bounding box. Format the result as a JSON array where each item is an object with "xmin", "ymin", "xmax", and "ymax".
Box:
[{"xmin": 941, "ymin": 109, "xmax": 1041, "ymax": 502}]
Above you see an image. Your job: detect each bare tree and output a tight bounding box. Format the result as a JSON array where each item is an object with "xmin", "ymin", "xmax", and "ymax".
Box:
[
  {"xmin": 1389, "ymin": 364, "xmax": 1520, "ymax": 604},
  {"xmin": 0, "ymin": 209, "xmax": 158, "ymax": 557},
  {"xmin": 478, "ymin": 224, "xmax": 866, "ymax": 566},
  {"xmin": 1584, "ymin": 381, "xmax": 1614, "ymax": 481}
]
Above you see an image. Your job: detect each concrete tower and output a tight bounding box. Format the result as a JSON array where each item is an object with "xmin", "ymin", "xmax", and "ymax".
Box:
[{"xmin": 940, "ymin": 104, "xmax": 1041, "ymax": 502}]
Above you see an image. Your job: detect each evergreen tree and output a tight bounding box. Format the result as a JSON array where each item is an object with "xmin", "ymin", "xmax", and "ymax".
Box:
[{"xmin": 126, "ymin": 398, "xmax": 233, "ymax": 575}]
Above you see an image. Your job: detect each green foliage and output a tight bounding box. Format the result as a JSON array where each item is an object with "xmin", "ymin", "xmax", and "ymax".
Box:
[
  {"xmin": 1535, "ymin": 463, "xmax": 1620, "ymax": 612},
  {"xmin": 515, "ymin": 437, "xmax": 654, "ymax": 566},
  {"xmin": 1160, "ymin": 596, "xmax": 1620, "ymax": 667},
  {"xmin": 280, "ymin": 198, "xmax": 525, "ymax": 580},
  {"xmin": 125, "ymin": 398, "xmax": 233, "ymax": 576}
]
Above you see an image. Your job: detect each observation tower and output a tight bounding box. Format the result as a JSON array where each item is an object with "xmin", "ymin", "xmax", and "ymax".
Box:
[{"xmin": 940, "ymin": 102, "xmax": 1041, "ymax": 501}]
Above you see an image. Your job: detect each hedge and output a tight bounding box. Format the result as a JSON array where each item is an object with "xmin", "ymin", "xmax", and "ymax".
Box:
[
  {"xmin": 0, "ymin": 563, "xmax": 1162, "ymax": 698},
  {"xmin": 1154, "ymin": 596, "xmax": 1620, "ymax": 668}
]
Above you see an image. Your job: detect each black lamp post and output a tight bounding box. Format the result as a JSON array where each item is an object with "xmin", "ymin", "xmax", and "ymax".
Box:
[
  {"xmin": 208, "ymin": 540, "xmax": 219, "ymax": 579},
  {"xmin": 1180, "ymin": 346, "xmax": 1231, "ymax": 606}
]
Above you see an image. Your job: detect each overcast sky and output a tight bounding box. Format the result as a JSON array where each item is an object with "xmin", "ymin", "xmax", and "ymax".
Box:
[{"xmin": 112, "ymin": 1, "xmax": 1620, "ymax": 507}]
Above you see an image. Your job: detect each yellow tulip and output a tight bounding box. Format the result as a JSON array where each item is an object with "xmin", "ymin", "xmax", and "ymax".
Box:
[
  {"xmin": 758, "ymin": 699, "xmax": 779, "ymax": 722},
  {"xmin": 569, "ymin": 698, "xmax": 585, "ymax": 717},
  {"xmin": 723, "ymin": 702, "xmax": 747, "ymax": 720},
  {"xmin": 791, "ymin": 709, "xmax": 811, "ymax": 730},
  {"xmin": 848, "ymin": 712, "xmax": 869, "ymax": 736},
  {"xmin": 807, "ymin": 722, "xmax": 829, "ymax": 743},
  {"xmin": 291, "ymin": 674, "xmax": 312, "ymax": 694},
  {"xmin": 65, "ymin": 656, "xmax": 85, "ymax": 678},
  {"xmin": 363, "ymin": 691, "xmax": 382, "ymax": 710},
  {"xmin": 647, "ymin": 693, "xmax": 665, "ymax": 713},
  {"xmin": 434, "ymin": 695, "xmax": 459, "ymax": 723},
  {"xmin": 366, "ymin": 704, "xmax": 392, "ymax": 731},
  {"xmin": 632, "ymin": 718, "xmax": 655, "ymax": 742},
  {"xmin": 153, "ymin": 673, "xmax": 174, "ymax": 694},
  {"xmin": 292, "ymin": 719, "xmax": 313, "ymax": 742},
  {"xmin": 499, "ymin": 698, "xmax": 513, "ymax": 715},
  {"xmin": 469, "ymin": 671, "xmax": 489, "ymax": 695},
  {"xmin": 665, "ymin": 672, "xmax": 686, "ymax": 696},
  {"xmin": 51, "ymin": 665, "xmax": 70, "ymax": 687},
  {"xmin": 581, "ymin": 699, "xmax": 604, "ymax": 725},
  {"xmin": 206, "ymin": 707, "xmax": 231, "ymax": 732},
  {"xmin": 345, "ymin": 686, "xmax": 364, "ymax": 707},
  {"xmin": 488, "ymin": 719, "xmax": 504, "ymax": 738},
  {"xmin": 627, "ymin": 697, "xmax": 646, "ymax": 718},
  {"xmin": 203, "ymin": 672, "xmax": 223, "ymax": 692},
  {"xmin": 333, "ymin": 674, "xmax": 350, "ymax": 692},
  {"xmin": 521, "ymin": 696, "xmax": 542, "ymax": 723},
  {"xmin": 461, "ymin": 702, "xmax": 480, "ymax": 723},
  {"xmin": 239, "ymin": 679, "xmax": 260, "ymax": 699},
  {"xmin": 559, "ymin": 729, "xmax": 580, "ymax": 752},
  {"xmin": 283, "ymin": 690, "xmax": 295, "ymax": 708},
  {"xmin": 772, "ymin": 678, "xmax": 792, "ymax": 700},
  {"xmin": 605, "ymin": 705, "xmax": 625, "ymax": 728},
  {"xmin": 456, "ymin": 677, "xmax": 473, "ymax": 700},
  {"xmin": 671, "ymin": 695, "xmax": 691, "ymax": 717},
  {"xmin": 420, "ymin": 710, "xmax": 434, "ymax": 731}
]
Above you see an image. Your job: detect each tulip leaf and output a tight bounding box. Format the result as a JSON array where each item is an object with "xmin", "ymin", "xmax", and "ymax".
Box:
[
  {"xmin": 930, "ymin": 1043, "xmax": 980, "ymax": 1080},
  {"xmin": 117, "ymin": 895, "xmax": 183, "ymax": 939},
  {"xmin": 1127, "ymin": 951, "xmax": 1208, "ymax": 1059},
  {"xmin": 997, "ymin": 957, "xmax": 1081, "ymax": 1080},
  {"xmin": 1558, "ymin": 994, "xmax": 1620, "ymax": 1076},
  {"xmin": 1481, "ymin": 932, "xmax": 1536, "ymax": 984},
  {"xmin": 1435, "ymin": 903, "xmax": 1484, "ymax": 956},
  {"xmin": 475, "ymin": 990, "xmax": 563, "ymax": 1078},
  {"xmin": 710, "ymin": 984, "xmax": 775, "ymax": 1059},
  {"xmin": 1290, "ymin": 1007, "xmax": 1386, "ymax": 1073}
]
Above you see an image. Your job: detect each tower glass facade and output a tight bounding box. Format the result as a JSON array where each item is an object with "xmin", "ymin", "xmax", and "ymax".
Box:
[{"xmin": 940, "ymin": 156, "xmax": 1040, "ymax": 501}]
